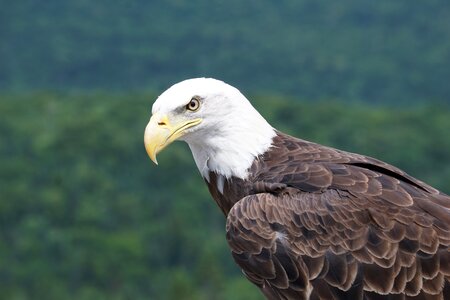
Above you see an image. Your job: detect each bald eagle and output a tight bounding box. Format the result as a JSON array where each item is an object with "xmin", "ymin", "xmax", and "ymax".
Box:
[{"xmin": 144, "ymin": 78, "xmax": 450, "ymax": 299}]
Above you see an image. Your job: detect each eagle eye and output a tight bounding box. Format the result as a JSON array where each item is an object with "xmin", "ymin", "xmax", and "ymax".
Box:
[{"xmin": 186, "ymin": 97, "xmax": 200, "ymax": 111}]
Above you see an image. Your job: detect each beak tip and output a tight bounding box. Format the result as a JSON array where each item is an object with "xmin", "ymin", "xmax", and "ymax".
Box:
[
  {"xmin": 144, "ymin": 144, "xmax": 158, "ymax": 165},
  {"xmin": 148, "ymin": 151, "xmax": 159, "ymax": 165}
]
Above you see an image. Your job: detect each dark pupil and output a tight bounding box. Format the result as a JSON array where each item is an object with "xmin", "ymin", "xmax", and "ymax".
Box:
[{"xmin": 190, "ymin": 101, "xmax": 196, "ymax": 108}]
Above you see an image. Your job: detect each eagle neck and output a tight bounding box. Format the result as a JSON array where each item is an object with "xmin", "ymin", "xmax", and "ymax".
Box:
[{"xmin": 187, "ymin": 118, "xmax": 276, "ymax": 180}]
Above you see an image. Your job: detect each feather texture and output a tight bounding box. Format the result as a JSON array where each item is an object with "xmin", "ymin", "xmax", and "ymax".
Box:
[{"xmin": 207, "ymin": 132, "xmax": 450, "ymax": 299}]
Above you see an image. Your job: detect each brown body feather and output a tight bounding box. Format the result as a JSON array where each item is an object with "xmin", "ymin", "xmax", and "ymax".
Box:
[{"xmin": 206, "ymin": 132, "xmax": 450, "ymax": 299}]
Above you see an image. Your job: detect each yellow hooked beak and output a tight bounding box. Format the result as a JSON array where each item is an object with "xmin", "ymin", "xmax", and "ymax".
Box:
[{"xmin": 144, "ymin": 113, "xmax": 202, "ymax": 164}]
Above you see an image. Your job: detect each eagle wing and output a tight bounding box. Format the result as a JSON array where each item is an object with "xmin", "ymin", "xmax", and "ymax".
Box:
[{"xmin": 226, "ymin": 158, "xmax": 450, "ymax": 299}]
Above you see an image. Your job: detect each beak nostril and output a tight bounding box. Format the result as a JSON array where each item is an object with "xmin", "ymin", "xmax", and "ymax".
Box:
[{"xmin": 158, "ymin": 121, "xmax": 166, "ymax": 126}]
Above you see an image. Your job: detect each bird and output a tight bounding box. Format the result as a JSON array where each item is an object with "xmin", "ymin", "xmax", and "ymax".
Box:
[{"xmin": 144, "ymin": 78, "xmax": 450, "ymax": 299}]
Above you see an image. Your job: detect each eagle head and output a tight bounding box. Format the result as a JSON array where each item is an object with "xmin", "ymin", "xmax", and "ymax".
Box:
[{"xmin": 144, "ymin": 78, "xmax": 275, "ymax": 179}]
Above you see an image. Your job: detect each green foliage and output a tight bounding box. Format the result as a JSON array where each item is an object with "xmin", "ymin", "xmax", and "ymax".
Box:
[
  {"xmin": 2, "ymin": 1, "xmax": 450, "ymax": 104},
  {"xmin": 0, "ymin": 93, "xmax": 449, "ymax": 299}
]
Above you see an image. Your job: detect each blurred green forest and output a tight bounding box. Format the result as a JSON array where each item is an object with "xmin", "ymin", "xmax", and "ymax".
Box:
[
  {"xmin": 2, "ymin": 0, "xmax": 450, "ymax": 104},
  {"xmin": 1, "ymin": 94, "xmax": 449, "ymax": 300},
  {"xmin": 1, "ymin": 1, "xmax": 450, "ymax": 299}
]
